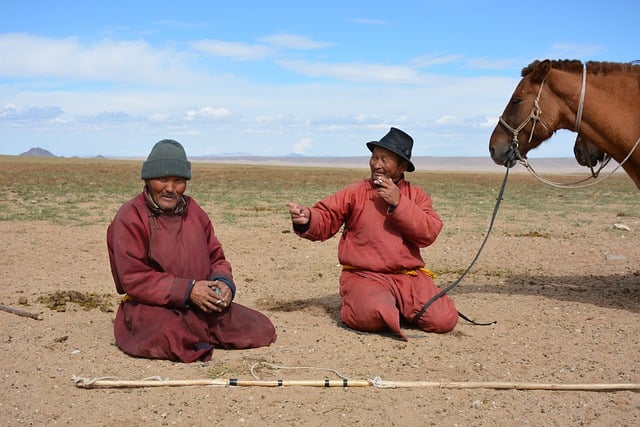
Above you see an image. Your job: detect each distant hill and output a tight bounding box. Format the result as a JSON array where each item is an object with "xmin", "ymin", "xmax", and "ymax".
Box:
[{"xmin": 19, "ymin": 147, "xmax": 56, "ymax": 157}]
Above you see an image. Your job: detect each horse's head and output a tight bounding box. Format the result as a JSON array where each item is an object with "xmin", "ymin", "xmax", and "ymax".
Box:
[
  {"xmin": 489, "ymin": 60, "xmax": 562, "ymax": 167},
  {"xmin": 573, "ymin": 134, "xmax": 605, "ymax": 167}
]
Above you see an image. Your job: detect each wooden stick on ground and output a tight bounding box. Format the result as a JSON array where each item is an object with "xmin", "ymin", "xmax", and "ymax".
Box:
[
  {"xmin": 0, "ymin": 305, "xmax": 43, "ymax": 320},
  {"xmin": 71, "ymin": 376, "xmax": 640, "ymax": 392}
]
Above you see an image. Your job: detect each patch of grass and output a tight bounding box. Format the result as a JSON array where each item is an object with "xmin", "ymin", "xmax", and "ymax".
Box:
[
  {"xmin": 1, "ymin": 156, "xmax": 638, "ymax": 233},
  {"xmin": 37, "ymin": 290, "xmax": 115, "ymax": 312}
]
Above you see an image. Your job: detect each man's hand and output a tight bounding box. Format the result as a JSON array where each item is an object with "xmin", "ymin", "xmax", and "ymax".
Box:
[
  {"xmin": 286, "ymin": 202, "xmax": 310, "ymax": 225},
  {"xmin": 373, "ymin": 176, "xmax": 400, "ymax": 207},
  {"xmin": 189, "ymin": 280, "xmax": 232, "ymax": 313}
]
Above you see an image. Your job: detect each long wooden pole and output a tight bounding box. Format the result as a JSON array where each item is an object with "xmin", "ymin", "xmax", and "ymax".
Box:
[
  {"xmin": 385, "ymin": 381, "xmax": 640, "ymax": 391},
  {"xmin": 71, "ymin": 376, "xmax": 640, "ymax": 392}
]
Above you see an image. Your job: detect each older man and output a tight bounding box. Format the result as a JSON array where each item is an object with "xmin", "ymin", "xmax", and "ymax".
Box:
[
  {"xmin": 286, "ymin": 127, "xmax": 457, "ymax": 340},
  {"xmin": 107, "ymin": 139, "xmax": 276, "ymax": 362}
]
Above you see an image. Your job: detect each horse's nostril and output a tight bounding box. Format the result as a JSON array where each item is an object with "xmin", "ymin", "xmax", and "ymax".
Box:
[{"xmin": 489, "ymin": 146, "xmax": 495, "ymax": 156}]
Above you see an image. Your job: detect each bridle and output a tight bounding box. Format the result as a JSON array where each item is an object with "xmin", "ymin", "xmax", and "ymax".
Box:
[
  {"xmin": 498, "ymin": 79, "xmax": 552, "ymax": 162},
  {"xmin": 499, "ymin": 63, "xmax": 639, "ymax": 189}
]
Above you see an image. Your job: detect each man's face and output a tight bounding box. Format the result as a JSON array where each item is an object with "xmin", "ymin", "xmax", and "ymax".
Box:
[
  {"xmin": 147, "ymin": 177, "xmax": 187, "ymax": 211},
  {"xmin": 369, "ymin": 146, "xmax": 408, "ymax": 182}
]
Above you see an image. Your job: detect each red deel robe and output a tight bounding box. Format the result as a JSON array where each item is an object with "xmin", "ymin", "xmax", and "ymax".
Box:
[
  {"xmin": 107, "ymin": 192, "xmax": 276, "ymax": 362},
  {"xmin": 297, "ymin": 177, "xmax": 457, "ymax": 339}
]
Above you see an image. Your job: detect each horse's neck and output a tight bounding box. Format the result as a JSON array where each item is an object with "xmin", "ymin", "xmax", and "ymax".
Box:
[
  {"xmin": 550, "ymin": 69, "xmax": 639, "ymax": 133},
  {"xmin": 552, "ymin": 70, "xmax": 640, "ymax": 186}
]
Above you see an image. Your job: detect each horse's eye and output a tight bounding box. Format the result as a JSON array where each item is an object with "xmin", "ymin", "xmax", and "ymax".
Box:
[{"xmin": 510, "ymin": 98, "xmax": 522, "ymax": 106}]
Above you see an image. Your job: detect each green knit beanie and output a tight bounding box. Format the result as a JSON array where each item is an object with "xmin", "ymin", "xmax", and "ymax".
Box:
[{"xmin": 141, "ymin": 139, "xmax": 192, "ymax": 180}]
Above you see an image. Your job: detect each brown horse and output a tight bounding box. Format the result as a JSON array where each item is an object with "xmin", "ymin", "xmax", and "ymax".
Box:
[{"xmin": 489, "ymin": 60, "xmax": 640, "ymax": 188}]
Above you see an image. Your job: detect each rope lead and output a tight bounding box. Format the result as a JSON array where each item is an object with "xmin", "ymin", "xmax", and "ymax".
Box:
[{"xmin": 413, "ymin": 150, "xmax": 514, "ymax": 326}]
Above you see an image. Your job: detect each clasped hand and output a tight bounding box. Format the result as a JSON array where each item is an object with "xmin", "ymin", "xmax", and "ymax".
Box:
[{"xmin": 189, "ymin": 280, "xmax": 232, "ymax": 313}]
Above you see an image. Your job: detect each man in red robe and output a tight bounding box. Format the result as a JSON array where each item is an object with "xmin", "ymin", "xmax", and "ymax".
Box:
[
  {"xmin": 107, "ymin": 139, "xmax": 276, "ymax": 362},
  {"xmin": 286, "ymin": 127, "xmax": 457, "ymax": 340}
]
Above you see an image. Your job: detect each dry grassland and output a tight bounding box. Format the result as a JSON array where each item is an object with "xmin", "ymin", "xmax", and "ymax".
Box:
[{"xmin": 1, "ymin": 156, "xmax": 639, "ymax": 426}]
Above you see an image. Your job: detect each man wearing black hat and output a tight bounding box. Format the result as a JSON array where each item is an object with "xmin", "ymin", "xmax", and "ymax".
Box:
[
  {"xmin": 286, "ymin": 127, "xmax": 457, "ymax": 340},
  {"xmin": 107, "ymin": 139, "xmax": 276, "ymax": 362}
]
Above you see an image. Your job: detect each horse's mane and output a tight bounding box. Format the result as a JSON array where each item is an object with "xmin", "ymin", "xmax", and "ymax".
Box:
[{"xmin": 522, "ymin": 59, "xmax": 640, "ymax": 78}]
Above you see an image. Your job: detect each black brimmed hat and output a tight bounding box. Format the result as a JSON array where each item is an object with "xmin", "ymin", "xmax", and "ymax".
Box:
[{"xmin": 366, "ymin": 127, "xmax": 415, "ymax": 172}]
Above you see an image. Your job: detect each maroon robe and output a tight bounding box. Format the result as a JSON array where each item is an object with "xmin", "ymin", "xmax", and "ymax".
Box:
[
  {"xmin": 107, "ymin": 192, "xmax": 276, "ymax": 362},
  {"xmin": 296, "ymin": 177, "xmax": 457, "ymax": 340}
]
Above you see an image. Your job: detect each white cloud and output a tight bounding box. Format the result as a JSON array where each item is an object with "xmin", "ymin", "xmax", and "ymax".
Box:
[
  {"xmin": 0, "ymin": 32, "xmax": 525, "ymax": 157},
  {"xmin": 409, "ymin": 54, "xmax": 463, "ymax": 68},
  {"xmin": 0, "ymin": 103, "xmax": 63, "ymax": 122},
  {"xmin": 185, "ymin": 107, "xmax": 230, "ymax": 121},
  {"xmin": 292, "ymin": 137, "xmax": 312, "ymax": 154},
  {"xmin": 190, "ymin": 33, "xmax": 330, "ymax": 62},
  {"xmin": 0, "ymin": 33, "xmax": 198, "ymax": 85},
  {"xmin": 277, "ymin": 59, "xmax": 426, "ymax": 83},
  {"xmin": 259, "ymin": 33, "xmax": 332, "ymax": 50},
  {"xmin": 190, "ymin": 39, "xmax": 275, "ymax": 61},
  {"xmin": 478, "ymin": 116, "xmax": 499, "ymax": 129},
  {"xmin": 436, "ymin": 115, "xmax": 458, "ymax": 125}
]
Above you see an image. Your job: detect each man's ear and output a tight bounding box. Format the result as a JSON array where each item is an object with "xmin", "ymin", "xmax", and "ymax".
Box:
[{"xmin": 399, "ymin": 160, "xmax": 409, "ymax": 174}]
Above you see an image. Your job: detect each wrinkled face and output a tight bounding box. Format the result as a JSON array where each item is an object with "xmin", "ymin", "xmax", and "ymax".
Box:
[
  {"xmin": 146, "ymin": 177, "xmax": 187, "ymax": 210},
  {"xmin": 369, "ymin": 146, "xmax": 408, "ymax": 182}
]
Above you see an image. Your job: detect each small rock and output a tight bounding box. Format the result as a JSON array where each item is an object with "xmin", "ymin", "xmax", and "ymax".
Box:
[
  {"xmin": 605, "ymin": 254, "xmax": 627, "ymax": 261},
  {"xmin": 613, "ymin": 223, "xmax": 630, "ymax": 231},
  {"xmin": 18, "ymin": 296, "xmax": 28, "ymax": 305}
]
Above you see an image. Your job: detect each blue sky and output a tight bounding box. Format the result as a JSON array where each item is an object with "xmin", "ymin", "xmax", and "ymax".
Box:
[{"xmin": 1, "ymin": 1, "xmax": 638, "ymax": 158}]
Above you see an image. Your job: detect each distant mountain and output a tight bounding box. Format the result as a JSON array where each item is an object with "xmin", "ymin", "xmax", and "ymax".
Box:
[{"xmin": 19, "ymin": 147, "xmax": 56, "ymax": 157}]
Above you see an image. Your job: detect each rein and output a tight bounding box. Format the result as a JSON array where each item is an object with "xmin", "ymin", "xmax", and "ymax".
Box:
[
  {"xmin": 517, "ymin": 146, "xmax": 638, "ymax": 190},
  {"xmin": 412, "ymin": 145, "xmax": 519, "ymax": 327}
]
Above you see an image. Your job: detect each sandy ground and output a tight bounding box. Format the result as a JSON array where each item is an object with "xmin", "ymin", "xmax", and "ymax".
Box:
[{"xmin": 1, "ymin": 168, "xmax": 639, "ymax": 426}]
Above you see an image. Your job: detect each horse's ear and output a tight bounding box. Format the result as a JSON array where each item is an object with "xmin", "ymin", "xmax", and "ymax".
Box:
[
  {"xmin": 521, "ymin": 61, "xmax": 538, "ymax": 77},
  {"xmin": 530, "ymin": 60, "xmax": 551, "ymax": 84}
]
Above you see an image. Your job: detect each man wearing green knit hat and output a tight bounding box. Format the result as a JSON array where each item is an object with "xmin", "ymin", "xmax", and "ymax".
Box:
[
  {"xmin": 141, "ymin": 139, "xmax": 192, "ymax": 181},
  {"xmin": 107, "ymin": 139, "xmax": 277, "ymax": 362}
]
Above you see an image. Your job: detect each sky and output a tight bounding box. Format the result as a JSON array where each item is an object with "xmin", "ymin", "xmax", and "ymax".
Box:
[{"xmin": 0, "ymin": 1, "xmax": 638, "ymax": 159}]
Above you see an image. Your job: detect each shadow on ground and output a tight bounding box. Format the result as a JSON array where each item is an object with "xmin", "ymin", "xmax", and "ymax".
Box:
[{"xmin": 451, "ymin": 273, "xmax": 640, "ymax": 313}]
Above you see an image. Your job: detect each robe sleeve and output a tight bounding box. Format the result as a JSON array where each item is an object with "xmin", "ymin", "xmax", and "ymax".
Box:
[
  {"xmin": 386, "ymin": 188, "xmax": 442, "ymax": 247},
  {"xmin": 296, "ymin": 187, "xmax": 351, "ymax": 242}
]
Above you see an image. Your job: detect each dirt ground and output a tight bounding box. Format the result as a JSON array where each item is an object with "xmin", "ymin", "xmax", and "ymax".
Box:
[{"xmin": 1, "ymin": 168, "xmax": 639, "ymax": 426}]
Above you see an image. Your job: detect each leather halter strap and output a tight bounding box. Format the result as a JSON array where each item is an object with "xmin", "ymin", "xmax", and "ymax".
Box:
[
  {"xmin": 575, "ymin": 63, "xmax": 587, "ymax": 132},
  {"xmin": 498, "ymin": 80, "xmax": 551, "ymax": 157}
]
